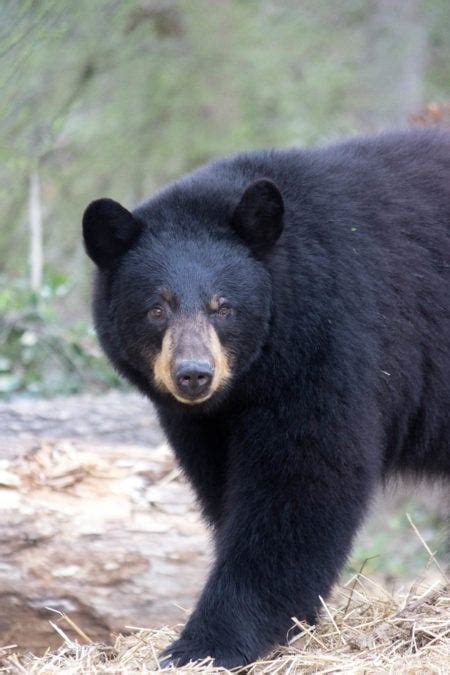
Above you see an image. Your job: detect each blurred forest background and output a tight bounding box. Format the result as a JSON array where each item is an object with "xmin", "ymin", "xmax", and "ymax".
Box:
[{"xmin": 2, "ymin": 0, "xmax": 450, "ymax": 397}]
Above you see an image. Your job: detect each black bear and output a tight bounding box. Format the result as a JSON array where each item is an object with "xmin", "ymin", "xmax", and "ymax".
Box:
[{"xmin": 83, "ymin": 129, "xmax": 450, "ymax": 668}]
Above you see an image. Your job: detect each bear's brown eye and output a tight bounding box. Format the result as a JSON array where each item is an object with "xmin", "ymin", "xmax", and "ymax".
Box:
[
  {"xmin": 149, "ymin": 305, "xmax": 164, "ymax": 320},
  {"xmin": 217, "ymin": 303, "xmax": 232, "ymax": 318}
]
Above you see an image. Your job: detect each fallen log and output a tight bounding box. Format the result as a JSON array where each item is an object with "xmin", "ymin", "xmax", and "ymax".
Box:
[{"xmin": 0, "ymin": 393, "xmax": 210, "ymax": 655}]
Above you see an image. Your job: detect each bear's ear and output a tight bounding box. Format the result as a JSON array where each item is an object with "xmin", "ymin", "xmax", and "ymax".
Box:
[
  {"xmin": 231, "ymin": 178, "xmax": 284, "ymax": 254},
  {"xmin": 82, "ymin": 198, "xmax": 143, "ymax": 268}
]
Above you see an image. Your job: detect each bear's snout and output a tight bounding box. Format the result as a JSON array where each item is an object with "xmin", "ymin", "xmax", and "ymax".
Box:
[
  {"xmin": 174, "ymin": 361, "xmax": 214, "ymax": 399},
  {"xmin": 152, "ymin": 312, "xmax": 232, "ymax": 404}
]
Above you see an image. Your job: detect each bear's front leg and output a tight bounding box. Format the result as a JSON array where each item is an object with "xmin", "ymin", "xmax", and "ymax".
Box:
[{"xmin": 160, "ymin": 406, "xmax": 380, "ymax": 667}]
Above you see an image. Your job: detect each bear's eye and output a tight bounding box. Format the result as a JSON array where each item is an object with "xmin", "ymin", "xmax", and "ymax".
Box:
[
  {"xmin": 148, "ymin": 304, "xmax": 165, "ymax": 321},
  {"xmin": 217, "ymin": 303, "xmax": 232, "ymax": 318}
]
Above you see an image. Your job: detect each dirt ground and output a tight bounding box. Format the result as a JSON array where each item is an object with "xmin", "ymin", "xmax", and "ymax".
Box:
[{"xmin": 0, "ymin": 392, "xmax": 448, "ymax": 659}]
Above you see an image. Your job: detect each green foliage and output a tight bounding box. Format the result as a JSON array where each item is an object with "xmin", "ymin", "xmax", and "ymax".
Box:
[{"xmin": 0, "ymin": 275, "xmax": 123, "ymax": 399}]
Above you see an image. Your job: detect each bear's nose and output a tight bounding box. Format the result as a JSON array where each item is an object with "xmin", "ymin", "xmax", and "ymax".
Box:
[{"xmin": 174, "ymin": 361, "xmax": 213, "ymax": 398}]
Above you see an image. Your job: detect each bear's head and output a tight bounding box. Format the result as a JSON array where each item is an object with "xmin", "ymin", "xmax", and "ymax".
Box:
[{"xmin": 82, "ymin": 178, "xmax": 283, "ymax": 408}]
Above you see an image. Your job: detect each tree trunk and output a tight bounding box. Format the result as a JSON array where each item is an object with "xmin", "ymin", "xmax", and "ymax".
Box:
[{"xmin": 28, "ymin": 169, "xmax": 43, "ymax": 292}]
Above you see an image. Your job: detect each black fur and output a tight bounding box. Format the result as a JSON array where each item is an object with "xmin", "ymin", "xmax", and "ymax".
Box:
[
  {"xmin": 231, "ymin": 178, "xmax": 284, "ymax": 254},
  {"xmin": 83, "ymin": 129, "xmax": 450, "ymax": 667},
  {"xmin": 83, "ymin": 197, "xmax": 143, "ymax": 267}
]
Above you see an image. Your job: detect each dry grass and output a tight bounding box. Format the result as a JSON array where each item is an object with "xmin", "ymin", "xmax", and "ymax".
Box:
[{"xmin": 1, "ymin": 572, "xmax": 448, "ymax": 674}]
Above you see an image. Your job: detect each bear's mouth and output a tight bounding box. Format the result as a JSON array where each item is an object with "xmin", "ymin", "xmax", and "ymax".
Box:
[{"xmin": 169, "ymin": 390, "xmax": 216, "ymax": 405}]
